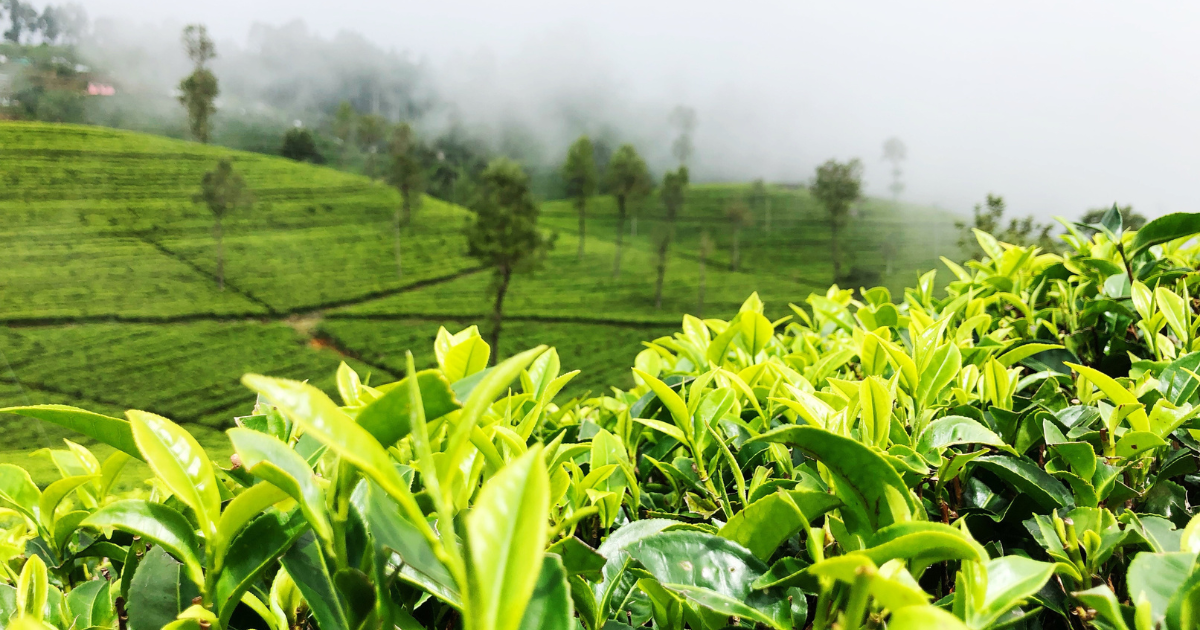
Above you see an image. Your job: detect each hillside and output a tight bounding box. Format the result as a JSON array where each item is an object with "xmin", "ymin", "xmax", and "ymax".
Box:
[{"xmin": 0, "ymin": 121, "xmax": 960, "ymax": 480}]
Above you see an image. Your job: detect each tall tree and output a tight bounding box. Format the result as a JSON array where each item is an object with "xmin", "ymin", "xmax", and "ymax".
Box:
[
  {"xmin": 332, "ymin": 101, "xmax": 356, "ymax": 165},
  {"xmin": 280, "ymin": 127, "xmax": 323, "ymax": 164},
  {"xmin": 194, "ymin": 159, "xmax": 251, "ymax": 291},
  {"xmin": 669, "ymin": 105, "xmax": 697, "ymax": 166},
  {"xmin": 2, "ymin": 0, "xmax": 37, "ymax": 43},
  {"xmin": 465, "ymin": 159, "xmax": 553, "ymax": 362},
  {"xmin": 653, "ymin": 166, "xmax": 688, "ymax": 309},
  {"xmin": 561, "ymin": 135, "xmax": 597, "ymax": 261},
  {"xmin": 725, "ymin": 197, "xmax": 752, "ymax": 272},
  {"xmin": 385, "ymin": 123, "xmax": 425, "ymax": 278},
  {"xmin": 178, "ymin": 25, "xmax": 218, "ymax": 144},
  {"xmin": 811, "ymin": 158, "xmax": 863, "ymax": 282},
  {"xmin": 882, "ymin": 137, "xmax": 906, "ymax": 201},
  {"xmin": 604, "ymin": 144, "xmax": 651, "ymax": 277},
  {"xmin": 357, "ymin": 113, "xmax": 387, "ymax": 178},
  {"xmin": 748, "ymin": 179, "xmax": 770, "ymax": 230}
]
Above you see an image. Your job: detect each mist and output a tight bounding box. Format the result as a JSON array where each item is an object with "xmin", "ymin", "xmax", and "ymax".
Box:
[{"xmin": 65, "ymin": 0, "xmax": 1200, "ymax": 219}]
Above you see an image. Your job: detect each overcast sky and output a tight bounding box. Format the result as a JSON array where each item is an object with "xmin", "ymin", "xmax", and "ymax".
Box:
[{"xmin": 74, "ymin": 0, "xmax": 1200, "ymax": 219}]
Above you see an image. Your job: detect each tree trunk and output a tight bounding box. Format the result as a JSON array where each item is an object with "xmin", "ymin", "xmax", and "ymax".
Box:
[
  {"xmin": 402, "ymin": 188, "xmax": 412, "ymax": 224},
  {"xmin": 214, "ymin": 215, "xmax": 224, "ymax": 291},
  {"xmin": 577, "ymin": 199, "xmax": 586, "ymax": 261},
  {"xmin": 613, "ymin": 196, "xmax": 626, "ymax": 278},
  {"xmin": 654, "ymin": 236, "xmax": 670, "ymax": 310},
  {"xmin": 489, "ymin": 266, "xmax": 512, "ymax": 365},
  {"xmin": 394, "ymin": 206, "xmax": 403, "ymax": 278},
  {"xmin": 731, "ymin": 228, "xmax": 740, "ymax": 272},
  {"xmin": 831, "ymin": 218, "xmax": 841, "ymax": 282},
  {"xmin": 698, "ymin": 252, "xmax": 706, "ymax": 318}
]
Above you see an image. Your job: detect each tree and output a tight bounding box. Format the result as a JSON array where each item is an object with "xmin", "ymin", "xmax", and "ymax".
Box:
[
  {"xmin": 604, "ymin": 144, "xmax": 652, "ymax": 277},
  {"xmin": 385, "ymin": 123, "xmax": 425, "ymax": 278},
  {"xmin": 882, "ymin": 137, "xmax": 906, "ymax": 201},
  {"xmin": 725, "ymin": 197, "xmax": 752, "ymax": 272},
  {"xmin": 357, "ymin": 113, "xmax": 388, "ymax": 178},
  {"xmin": 654, "ymin": 166, "xmax": 688, "ymax": 309},
  {"xmin": 194, "ymin": 159, "xmax": 251, "ymax": 291},
  {"xmin": 332, "ymin": 101, "xmax": 356, "ymax": 165},
  {"xmin": 748, "ymin": 179, "xmax": 770, "ymax": 230},
  {"xmin": 955, "ymin": 194, "xmax": 1057, "ymax": 258},
  {"xmin": 178, "ymin": 25, "xmax": 218, "ymax": 144},
  {"xmin": 561, "ymin": 135, "xmax": 597, "ymax": 261},
  {"xmin": 811, "ymin": 158, "xmax": 863, "ymax": 282},
  {"xmin": 2, "ymin": 0, "xmax": 37, "ymax": 43},
  {"xmin": 35, "ymin": 5, "xmax": 60, "ymax": 43},
  {"xmin": 669, "ymin": 105, "xmax": 697, "ymax": 166},
  {"xmin": 465, "ymin": 159, "xmax": 553, "ymax": 362},
  {"xmin": 698, "ymin": 231, "xmax": 713, "ymax": 317},
  {"xmin": 280, "ymin": 127, "xmax": 323, "ymax": 164},
  {"xmin": 1081, "ymin": 204, "xmax": 1145, "ymax": 232}
]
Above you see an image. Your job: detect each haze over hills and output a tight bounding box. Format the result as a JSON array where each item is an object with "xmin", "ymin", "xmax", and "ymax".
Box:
[{"xmin": 60, "ymin": 1, "xmax": 1200, "ymax": 219}]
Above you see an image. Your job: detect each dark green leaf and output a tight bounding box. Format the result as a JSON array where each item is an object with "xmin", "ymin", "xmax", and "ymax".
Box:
[
  {"xmin": 127, "ymin": 546, "xmax": 191, "ymax": 630},
  {"xmin": 717, "ymin": 490, "xmax": 840, "ymax": 560},
  {"xmin": 281, "ymin": 531, "xmax": 349, "ymax": 630},
  {"xmin": 358, "ymin": 370, "xmax": 460, "ymax": 447},
  {"xmin": 214, "ymin": 510, "xmax": 308, "ymax": 629},
  {"xmin": 974, "ymin": 455, "xmax": 1074, "ymax": 510},
  {"xmin": 1127, "ymin": 551, "xmax": 1197, "ymax": 626},
  {"xmin": 1130, "ymin": 213, "xmax": 1200, "ymax": 258},
  {"xmin": 749, "ymin": 425, "xmax": 917, "ymax": 535},
  {"xmin": 519, "ymin": 554, "xmax": 573, "ymax": 630},
  {"xmin": 626, "ymin": 531, "xmax": 789, "ymax": 630},
  {"xmin": 81, "ymin": 500, "xmax": 203, "ymax": 587}
]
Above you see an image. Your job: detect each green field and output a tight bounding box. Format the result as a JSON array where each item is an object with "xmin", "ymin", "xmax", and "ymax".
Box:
[{"xmin": 0, "ymin": 121, "xmax": 959, "ymax": 481}]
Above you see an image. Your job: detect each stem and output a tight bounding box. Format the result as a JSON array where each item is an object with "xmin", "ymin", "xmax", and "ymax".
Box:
[
  {"xmin": 489, "ymin": 267, "xmax": 511, "ymax": 364},
  {"xmin": 843, "ymin": 567, "xmax": 874, "ymax": 630}
]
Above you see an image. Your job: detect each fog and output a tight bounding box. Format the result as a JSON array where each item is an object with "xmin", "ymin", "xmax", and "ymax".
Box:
[{"xmin": 68, "ymin": 0, "xmax": 1200, "ymax": 218}]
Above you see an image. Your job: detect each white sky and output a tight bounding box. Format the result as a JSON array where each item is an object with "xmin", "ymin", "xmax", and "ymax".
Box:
[{"xmin": 72, "ymin": 0, "xmax": 1200, "ymax": 218}]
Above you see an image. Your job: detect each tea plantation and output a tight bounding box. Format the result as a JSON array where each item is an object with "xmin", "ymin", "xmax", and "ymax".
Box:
[{"xmin": 0, "ymin": 121, "xmax": 957, "ymax": 479}]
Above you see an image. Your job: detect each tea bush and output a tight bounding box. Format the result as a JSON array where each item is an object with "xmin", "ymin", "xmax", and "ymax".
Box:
[{"xmin": 4, "ymin": 209, "xmax": 1200, "ymax": 630}]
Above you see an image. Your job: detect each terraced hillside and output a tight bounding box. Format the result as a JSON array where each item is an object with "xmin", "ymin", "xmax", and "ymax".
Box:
[{"xmin": 0, "ymin": 121, "xmax": 959, "ymax": 480}]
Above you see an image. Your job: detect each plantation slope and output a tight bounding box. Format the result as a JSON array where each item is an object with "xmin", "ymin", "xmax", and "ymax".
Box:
[
  {"xmin": 0, "ymin": 121, "xmax": 477, "ymax": 319},
  {"xmin": 332, "ymin": 231, "xmax": 809, "ymax": 323},
  {"xmin": 0, "ymin": 321, "xmax": 389, "ymax": 427},
  {"xmin": 536, "ymin": 184, "xmax": 961, "ymax": 299}
]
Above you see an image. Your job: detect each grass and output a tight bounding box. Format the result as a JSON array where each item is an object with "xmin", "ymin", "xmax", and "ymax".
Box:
[{"xmin": 0, "ymin": 121, "xmax": 960, "ymax": 482}]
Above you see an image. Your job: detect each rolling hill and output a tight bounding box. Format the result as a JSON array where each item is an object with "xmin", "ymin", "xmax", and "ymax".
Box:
[{"xmin": 0, "ymin": 121, "xmax": 960, "ymax": 480}]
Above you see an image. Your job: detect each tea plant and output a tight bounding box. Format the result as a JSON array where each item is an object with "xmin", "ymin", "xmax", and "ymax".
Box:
[{"xmin": 5, "ymin": 208, "xmax": 1200, "ymax": 629}]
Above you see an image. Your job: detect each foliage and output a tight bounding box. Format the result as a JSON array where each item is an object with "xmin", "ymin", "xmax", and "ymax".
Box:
[
  {"xmin": 955, "ymin": 194, "xmax": 1058, "ymax": 257},
  {"xmin": 280, "ymin": 127, "xmax": 325, "ymax": 164},
  {"xmin": 724, "ymin": 198, "xmax": 752, "ymax": 272},
  {"xmin": 653, "ymin": 167, "xmax": 689, "ymax": 310},
  {"xmin": 811, "ymin": 158, "xmax": 863, "ymax": 282},
  {"xmin": 603, "ymin": 144, "xmax": 652, "ymax": 278},
  {"xmin": 466, "ymin": 158, "xmax": 554, "ymax": 358},
  {"xmin": 178, "ymin": 25, "xmax": 219, "ymax": 144},
  {"xmin": 6, "ymin": 212, "xmax": 1200, "ymax": 630},
  {"xmin": 669, "ymin": 106, "xmax": 697, "ymax": 166},
  {"xmin": 385, "ymin": 122, "xmax": 426, "ymax": 278},
  {"xmin": 882, "ymin": 137, "xmax": 906, "ymax": 199},
  {"xmin": 562, "ymin": 136, "xmax": 598, "ymax": 261},
  {"xmin": 1082, "ymin": 204, "xmax": 1146, "ymax": 233},
  {"xmin": 194, "ymin": 158, "xmax": 252, "ymax": 290}
]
